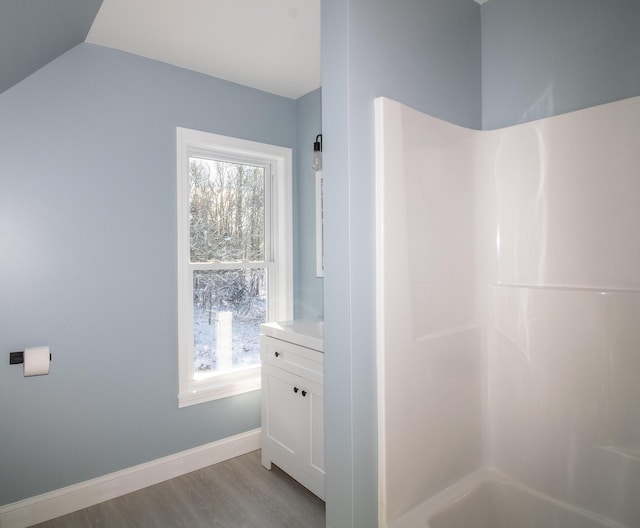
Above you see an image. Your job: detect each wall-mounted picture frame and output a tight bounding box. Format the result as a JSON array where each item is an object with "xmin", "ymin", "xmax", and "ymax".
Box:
[{"xmin": 315, "ymin": 170, "xmax": 324, "ymax": 277}]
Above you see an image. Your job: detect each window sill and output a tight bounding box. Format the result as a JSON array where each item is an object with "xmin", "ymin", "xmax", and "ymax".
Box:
[{"xmin": 178, "ymin": 370, "xmax": 261, "ymax": 408}]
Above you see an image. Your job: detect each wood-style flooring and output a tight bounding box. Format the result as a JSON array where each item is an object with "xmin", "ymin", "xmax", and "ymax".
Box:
[{"xmin": 30, "ymin": 450, "xmax": 325, "ymax": 528}]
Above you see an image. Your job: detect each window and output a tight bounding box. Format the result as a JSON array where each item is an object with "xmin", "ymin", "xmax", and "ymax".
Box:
[{"xmin": 177, "ymin": 128, "xmax": 292, "ymax": 407}]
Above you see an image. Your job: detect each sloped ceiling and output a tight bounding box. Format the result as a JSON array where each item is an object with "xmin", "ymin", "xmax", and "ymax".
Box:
[
  {"xmin": 86, "ymin": 0, "xmax": 321, "ymax": 99},
  {"xmin": 0, "ymin": 0, "xmax": 103, "ymax": 94},
  {"xmin": 0, "ymin": 0, "xmax": 321, "ymax": 99}
]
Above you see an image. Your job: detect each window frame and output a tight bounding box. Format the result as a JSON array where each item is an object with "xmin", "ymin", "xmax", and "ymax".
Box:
[{"xmin": 176, "ymin": 127, "xmax": 293, "ymax": 407}]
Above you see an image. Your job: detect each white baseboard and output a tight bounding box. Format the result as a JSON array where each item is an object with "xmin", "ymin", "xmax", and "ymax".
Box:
[{"xmin": 0, "ymin": 428, "xmax": 261, "ymax": 528}]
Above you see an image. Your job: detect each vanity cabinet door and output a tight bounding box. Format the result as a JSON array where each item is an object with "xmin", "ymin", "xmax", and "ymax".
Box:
[
  {"xmin": 302, "ymin": 379, "xmax": 325, "ymax": 484},
  {"xmin": 262, "ymin": 363, "xmax": 306, "ymax": 475}
]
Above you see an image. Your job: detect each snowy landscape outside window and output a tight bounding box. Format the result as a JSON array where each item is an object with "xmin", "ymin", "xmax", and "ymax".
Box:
[
  {"xmin": 177, "ymin": 129, "xmax": 292, "ymax": 407},
  {"xmin": 190, "ymin": 158, "xmax": 266, "ymax": 377}
]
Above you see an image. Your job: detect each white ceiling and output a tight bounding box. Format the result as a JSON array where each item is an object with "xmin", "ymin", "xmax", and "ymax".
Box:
[{"xmin": 86, "ymin": 0, "xmax": 321, "ymax": 99}]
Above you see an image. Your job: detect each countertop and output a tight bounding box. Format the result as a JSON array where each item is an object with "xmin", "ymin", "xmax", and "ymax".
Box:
[{"xmin": 260, "ymin": 319, "xmax": 323, "ymax": 352}]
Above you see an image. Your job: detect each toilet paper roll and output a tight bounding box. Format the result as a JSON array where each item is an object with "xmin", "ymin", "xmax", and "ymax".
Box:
[{"xmin": 24, "ymin": 346, "xmax": 51, "ymax": 377}]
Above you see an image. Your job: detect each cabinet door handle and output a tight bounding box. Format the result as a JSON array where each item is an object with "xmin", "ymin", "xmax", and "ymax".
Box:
[
  {"xmin": 274, "ymin": 351, "xmax": 280, "ymax": 358},
  {"xmin": 301, "ymin": 390, "xmax": 307, "ymax": 397},
  {"xmin": 293, "ymin": 387, "xmax": 299, "ymax": 393}
]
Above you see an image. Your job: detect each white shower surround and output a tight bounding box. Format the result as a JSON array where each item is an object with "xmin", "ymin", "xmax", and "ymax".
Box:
[{"xmin": 375, "ymin": 96, "xmax": 640, "ymax": 527}]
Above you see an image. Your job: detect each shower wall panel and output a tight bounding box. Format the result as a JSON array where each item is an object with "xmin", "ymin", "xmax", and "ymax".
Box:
[
  {"xmin": 483, "ymin": 97, "xmax": 640, "ymax": 527},
  {"xmin": 375, "ymin": 98, "xmax": 483, "ymax": 526}
]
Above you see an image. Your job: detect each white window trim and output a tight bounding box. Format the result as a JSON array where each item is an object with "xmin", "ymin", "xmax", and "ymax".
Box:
[{"xmin": 176, "ymin": 127, "xmax": 293, "ymax": 408}]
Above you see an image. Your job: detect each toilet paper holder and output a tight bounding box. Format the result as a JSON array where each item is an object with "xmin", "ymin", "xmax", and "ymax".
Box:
[{"xmin": 9, "ymin": 350, "xmax": 52, "ymax": 364}]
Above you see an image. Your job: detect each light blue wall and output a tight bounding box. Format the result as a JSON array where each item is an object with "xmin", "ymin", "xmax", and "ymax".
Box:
[
  {"xmin": 321, "ymin": 1, "xmax": 482, "ymax": 526},
  {"xmin": 294, "ymin": 88, "xmax": 323, "ymax": 320},
  {"xmin": 0, "ymin": 43, "xmax": 298, "ymax": 504},
  {"xmin": 481, "ymin": 0, "xmax": 640, "ymax": 129},
  {"xmin": 0, "ymin": 0, "xmax": 102, "ymax": 94}
]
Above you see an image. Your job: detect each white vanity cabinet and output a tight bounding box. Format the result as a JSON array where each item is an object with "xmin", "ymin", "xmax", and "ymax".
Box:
[{"xmin": 260, "ymin": 320, "xmax": 324, "ymax": 500}]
